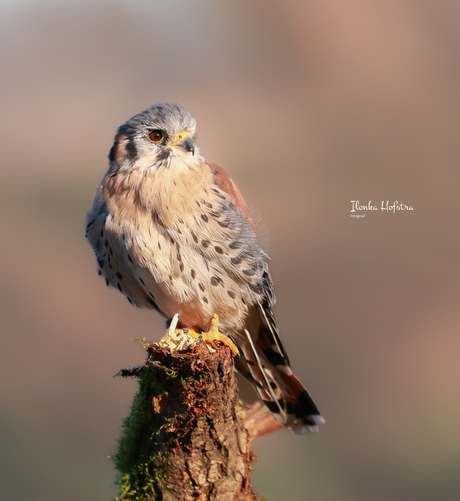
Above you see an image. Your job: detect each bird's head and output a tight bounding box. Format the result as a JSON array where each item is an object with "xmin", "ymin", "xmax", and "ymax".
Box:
[{"xmin": 108, "ymin": 103, "xmax": 199, "ymax": 173}]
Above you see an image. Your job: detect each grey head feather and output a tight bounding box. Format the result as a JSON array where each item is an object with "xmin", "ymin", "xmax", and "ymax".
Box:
[
  {"xmin": 108, "ymin": 103, "xmax": 198, "ymax": 169},
  {"xmin": 121, "ymin": 103, "xmax": 197, "ymax": 138}
]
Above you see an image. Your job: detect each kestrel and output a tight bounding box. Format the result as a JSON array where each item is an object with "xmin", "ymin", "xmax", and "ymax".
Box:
[{"xmin": 86, "ymin": 104, "xmax": 324, "ymax": 434}]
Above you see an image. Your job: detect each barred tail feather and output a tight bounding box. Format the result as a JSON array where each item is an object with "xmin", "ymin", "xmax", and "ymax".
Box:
[{"xmin": 239, "ymin": 314, "xmax": 325, "ymax": 434}]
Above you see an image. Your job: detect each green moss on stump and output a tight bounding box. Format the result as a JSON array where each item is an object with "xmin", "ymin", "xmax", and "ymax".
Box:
[{"xmin": 113, "ymin": 346, "xmax": 191, "ymax": 500}]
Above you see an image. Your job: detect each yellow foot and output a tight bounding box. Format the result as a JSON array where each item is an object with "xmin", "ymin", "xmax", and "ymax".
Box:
[
  {"xmin": 160, "ymin": 314, "xmax": 238, "ymax": 356},
  {"xmin": 184, "ymin": 314, "xmax": 239, "ymax": 357}
]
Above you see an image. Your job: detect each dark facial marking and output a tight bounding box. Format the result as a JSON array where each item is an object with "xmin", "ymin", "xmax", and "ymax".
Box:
[
  {"xmin": 179, "ymin": 263, "xmax": 184, "ymax": 272},
  {"xmin": 97, "ymin": 257, "xmax": 104, "ymax": 268},
  {"xmin": 202, "ymin": 296, "xmax": 208, "ymax": 304},
  {"xmin": 199, "ymin": 283, "xmax": 205, "ymax": 292},
  {"xmin": 201, "ymin": 240, "xmax": 210, "ymax": 248},
  {"xmin": 156, "ymin": 148, "xmax": 171, "ymax": 165},
  {"xmin": 229, "ymin": 241, "xmax": 241, "ymax": 249},
  {"xmin": 227, "ymin": 290, "xmax": 235, "ymax": 299},
  {"xmin": 104, "ymin": 239, "xmax": 109, "ymax": 248},
  {"xmin": 210, "ymin": 276, "xmax": 222, "ymax": 286},
  {"xmin": 201, "ymin": 214, "xmax": 209, "ymax": 223},
  {"xmin": 191, "ymin": 269, "xmax": 196, "ymax": 279},
  {"xmin": 231, "ymin": 256, "xmax": 242, "ymax": 265},
  {"xmin": 125, "ymin": 136, "xmax": 138, "ymax": 163},
  {"xmin": 191, "ymin": 231, "xmax": 199, "ymax": 243},
  {"xmin": 117, "ymin": 283, "xmax": 122, "ymax": 291},
  {"xmin": 139, "ymin": 277, "xmax": 145, "ymax": 285},
  {"xmin": 214, "ymin": 246, "xmax": 224, "ymax": 254},
  {"xmin": 116, "ymin": 272, "xmax": 123, "ymax": 280},
  {"xmin": 108, "ymin": 143, "xmax": 116, "ymax": 163}
]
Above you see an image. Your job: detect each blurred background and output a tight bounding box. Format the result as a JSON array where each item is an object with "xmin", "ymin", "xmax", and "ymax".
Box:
[{"xmin": 1, "ymin": 0, "xmax": 460, "ymax": 500}]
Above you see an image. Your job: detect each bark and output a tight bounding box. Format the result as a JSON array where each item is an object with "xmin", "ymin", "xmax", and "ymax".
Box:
[{"xmin": 113, "ymin": 337, "xmax": 277, "ymax": 501}]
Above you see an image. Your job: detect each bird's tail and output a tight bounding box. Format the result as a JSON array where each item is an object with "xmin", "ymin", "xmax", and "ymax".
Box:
[{"xmin": 237, "ymin": 307, "xmax": 324, "ymax": 434}]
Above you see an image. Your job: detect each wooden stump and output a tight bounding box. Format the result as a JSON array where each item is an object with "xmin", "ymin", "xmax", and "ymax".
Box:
[{"xmin": 113, "ymin": 338, "xmax": 273, "ymax": 501}]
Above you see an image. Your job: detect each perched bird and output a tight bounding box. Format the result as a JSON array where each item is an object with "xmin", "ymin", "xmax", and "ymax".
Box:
[{"xmin": 86, "ymin": 103, "xmax": 324, "ymax": 434}]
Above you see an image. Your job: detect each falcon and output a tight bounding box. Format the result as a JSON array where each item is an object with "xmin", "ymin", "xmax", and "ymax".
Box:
[{"xmin": 86, "ymin": 103, "xmax": 324, "ymax": 434}]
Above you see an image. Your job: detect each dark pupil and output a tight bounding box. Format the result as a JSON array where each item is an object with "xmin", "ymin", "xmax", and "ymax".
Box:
[{"xmin": 153, "ymin": 133, "xmax": 160, "ymax": 140}]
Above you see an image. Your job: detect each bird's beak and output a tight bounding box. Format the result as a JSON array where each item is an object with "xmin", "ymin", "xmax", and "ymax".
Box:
[{"xmin": 175, "ymin": 135, "xmax": 195, "ymax": 156}]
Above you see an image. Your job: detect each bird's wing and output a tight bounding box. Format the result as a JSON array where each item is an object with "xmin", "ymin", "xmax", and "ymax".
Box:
[
  {"xmin": 206, "ymin": 159, "xmax": 256, "ymax": 231},
  {"xmin": 206, "ymin": 159, "xmax": 324, "ymax": 433}
]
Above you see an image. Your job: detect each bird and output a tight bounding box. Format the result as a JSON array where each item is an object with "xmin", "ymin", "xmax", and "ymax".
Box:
[{"xmin": 86, "ymin": 103, "xmax": 324, "ymax": 434}]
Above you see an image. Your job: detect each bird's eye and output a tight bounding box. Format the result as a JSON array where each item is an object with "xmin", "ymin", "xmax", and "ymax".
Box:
[
  {"xmin": 177, "ymin": 133, "xmax": 184, "ymax": 141},
  {"xmin": 148, "ymin": 130, "xmax": 165, "ymax": 143}
]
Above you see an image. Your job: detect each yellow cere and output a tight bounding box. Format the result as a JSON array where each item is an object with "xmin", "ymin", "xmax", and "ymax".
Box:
[{"xmin": 173, "ymin": 131, "xmax": 191, "ymax": 145}]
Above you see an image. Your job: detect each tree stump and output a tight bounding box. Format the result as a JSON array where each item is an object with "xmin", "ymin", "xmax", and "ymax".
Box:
[{"xmin": 113, "ymin": 335, "xmax": 279, "ymax": 501}]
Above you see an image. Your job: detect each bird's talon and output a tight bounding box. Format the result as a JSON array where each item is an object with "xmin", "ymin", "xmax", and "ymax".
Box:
[{"xmin": 200, "ymin": 314, "xmax": 239, "ymax": 356}]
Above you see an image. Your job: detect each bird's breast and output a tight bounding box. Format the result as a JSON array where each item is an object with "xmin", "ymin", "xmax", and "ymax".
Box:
[{"xmin": 97, "ymin": 161, "xmax": 260, "ymax": 333}]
